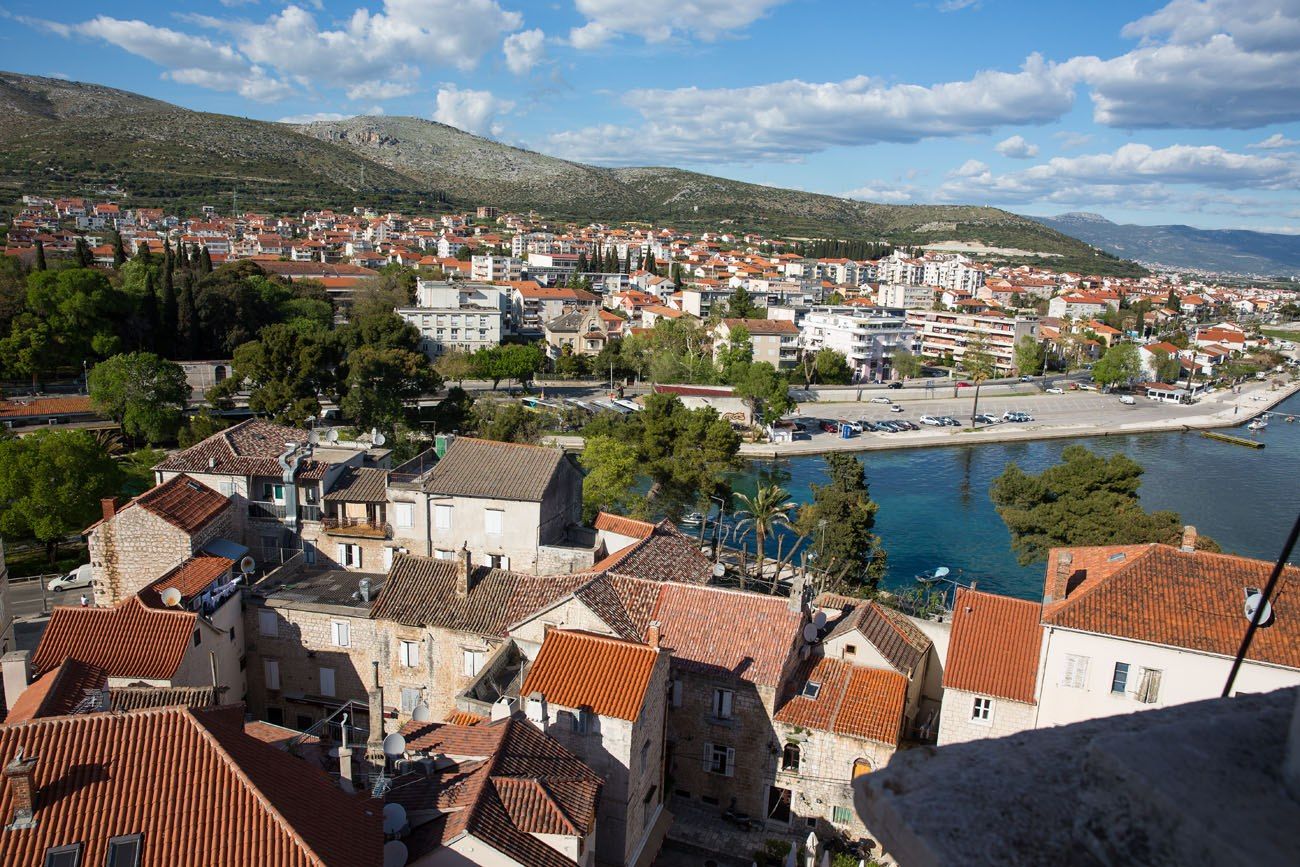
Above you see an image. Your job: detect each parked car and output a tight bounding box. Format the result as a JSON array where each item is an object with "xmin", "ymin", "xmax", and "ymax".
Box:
[
  {"xmin": 955, "ymin": 381, "xmax": 972, "ymax": 388},
  {"xmin": 887, "ymin": 381, "xmax": 904, "ymax": 389},
  {"xmin": 1079, "ymin": 382, "xmax": 1097, "ymax": 391},
  {"xmin": 889, "ymin": 404, "xmax": 905, "ymax": 413},
  {"xmin": 819, "ymin": 420, "xmax": 840, "ymax": 433},
  {"xmin": 1118, "ymin": 395, "xmax": 1136, "ymax": 405},
  {"xmin": 1045, "ymin": 386, "xmax": 1065, "ymax": 394},
  {"xmin": 48, "ymin": 565, "xmax": 93, "ymax": 593},
  {"xmin": 941, "ymin": 416, "xmax": 961, "ymax": 427},
  {"xmin": 899, "ymin": 420, "xmax": 920, "ymax": 430},
  {"xmin": 1002, "ymin": 411, "xmax": 1033, "ymax": 422},
  {"xmin": 974, "ymin": 413, "xmax": 998, "ymax": 424},
  {"xmin": 869, "ymin": 396, "xmax": 892, "ymax": 404},
  {"xmin": 920, "ymin": 415, "xmax": 945, "ymax": 426},
  {"xmin": 1018, "ymin": 375, "xmax": 1034, "ymax": 382}
]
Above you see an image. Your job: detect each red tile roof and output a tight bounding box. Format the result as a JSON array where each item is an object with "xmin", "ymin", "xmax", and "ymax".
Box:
[
  {"xmin": 154, "ymin": 419, "xmax": 331, "ymax": 480},
  {"xmin": 0, "ymin": 705, "xmax": 382, "ymax": 866},
  {"xmin": 521, "ymin": 630, "xmax": 661, "ymax": 721},
  {"xmin": 1042, "ymin": 544, "xmax": 1300, "ymax": 668},
  {"xmin": 127, "ymin": 474, "xmax": 230, "ymax": 532},
  {"xmin": 4, "ymin": 658, "xmax": 106, "ymax": 724},
  {"xmin": 592, "ymin": 520, "xmax": 714, "ymax": 584},
  {"xmin": 773, "ymin": 656, "xmax": 907, "ymax": 745},
  {"xmin": 138, "ymin": 554, "xmax": 234, "ymax": 608},
  {"xmin": 32, "ymin": 597, "xmax": 198, "ymax": 680},
  {"xmin": 650, "ymin": 584, "xmax": 803, "ymax": 688},
  {"xmin": 0, "ymin": 395, "xmax": 95, "ymax": 418},
  {"xmin": 593, "ymin": 511, "xmax": 657, "ymax": 540},
  {"xmin": 824, "ymin": 600, "xmax": 931, "ymax": 676},
  {"xmin": 722, "ymin": 317, "xmax": 799, "ymax": 335},
  {"xmin": 944, "ymin": 588, "xmax": 1043, "ymax": 704}
]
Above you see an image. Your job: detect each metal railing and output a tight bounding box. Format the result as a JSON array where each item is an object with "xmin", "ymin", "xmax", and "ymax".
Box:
[
  {"xmin": 321, "ymin": 517, "xmax": 392, "ymax": 538},
  {"xmin": 248, "ymin": 502, "xmax": 323, "ymax": 522}
]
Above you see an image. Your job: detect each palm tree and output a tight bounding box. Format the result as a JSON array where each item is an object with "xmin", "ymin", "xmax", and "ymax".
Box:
[
  {"xmin": 962, "ymin": 334, "xmax": 998, "ymax": 428},
  {"xmin": 733, "ymin": 485, "xmax": 797, "ymax": 591}
]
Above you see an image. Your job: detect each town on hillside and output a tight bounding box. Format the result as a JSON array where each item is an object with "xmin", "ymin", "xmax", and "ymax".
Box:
[{"xmin": 0, "ymin": 195, "xmax": 1298, "ymax": 867}]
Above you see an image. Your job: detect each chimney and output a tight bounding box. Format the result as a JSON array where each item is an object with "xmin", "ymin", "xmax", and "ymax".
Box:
[
  {"xmin": 455, "ymin": 543, "xmax": 472, "ymax": 599},
  {"xmin": 490, "ymin": 697, "xmax": 515, "ymax": 722},
  {"xmin": 525, "ymin": 692, "xmax": 548, "ymax": 730},
  {"xmin": 1048, "ymin": 551, "xmax": 1074, "ymax": 602},
  {"xmin": 646, "ymin": 620, "xmax": 661, "ymax": 650},
  {"xmin": 100, "ymin": 497, "xmax": 119, "ymax": 522},
  {"xmin": 787, "ymin": 574, "xmax": 805, "ymax": 613},
  {"xmin": 1181, "ymin": 525, "xmax": 1198, "ymax": 553},
  {"xmin": 4, "ymin": 748, "xmax": 39, "ymax": 831},
  {"xmin": 364, "ymin": 661, "xmax": 386, "ymax": 782},
  {"xmin": 336, "ymin": 714, "xmax": 355, "ymax": 794},
  {"xmin": 2, "ymin": 652, "xmax": 31, "ymax": 707}
]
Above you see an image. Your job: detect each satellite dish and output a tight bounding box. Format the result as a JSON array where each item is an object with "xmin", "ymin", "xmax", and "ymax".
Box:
[
  {"xmin": 326, "ymin": 429, "xmax": 340, "ymax": 444},
  {"xmin": 383, "ymin": 732, "xmax": 407, "ymax": 759},
  {"xmin": 383, "ymin": 803, "xmax": 407, "ymax": 835},
  {"xmin": 373, "ymin": 432, "xmax": 387, "ymax": 446},
  {"xmin": 240, "ymin": 556, "xmax": 257, "ymax": 575},
  {"xmin": 934, "ymin": 566, "xmax": 950, "ymax": 580},
  {"xmin": 382, "ymin": 840, "xmax": 408, "ymax": 867},
  {"xmin": 802, "ymin": 623, "xmax": 819, "ymax": 643},
  {"xmin": 711, "ymin": 562, "xmax": 726, "ymax": 578},
  {"xmin": 160, "ymin": 587, "xmax": 183, "ymax": 607},
  {"xmin": 411, "ymin": 704, "xmax": 431, "ymax": 723},
  {"xmin": 812, "ymin": 610, "xmax": 827, "ymax": 629},
  {"xmin": 1244, "ymin": 589, "xmax": 1274, "ymax": 625}
]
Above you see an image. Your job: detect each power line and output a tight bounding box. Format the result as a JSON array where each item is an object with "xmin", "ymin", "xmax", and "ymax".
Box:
[{"xmin": 1222, "ymin": 509, "xmax": 1300, "ymax": 697}]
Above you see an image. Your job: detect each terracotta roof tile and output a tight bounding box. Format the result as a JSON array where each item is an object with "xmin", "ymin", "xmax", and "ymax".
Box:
[
  {"xmin": 0, "ymin": 395, "xmax": 95, "ymax": 418},
  {"xmin": 108, "ymin": 685, "xmax": 219, "ymax": 712},
  {"xmin": 1042, "ymin": 544, "xmax": 1300, "ymax": 667},
  {"xmin": 138, "ymin": 554, "xmax": 233, "ymax": 608},
  {"xmin": 594, "ymin": 521, "xmax": 714, "ymax": 584},
  {"xmin": 774, "ymin": 656, "xmax": 907, "ymax": 745},
  {"xmin": 154, "ymin": 419, "xmax": 330, "ymax": 480},
  {"xmin": 129, "ymin": 473, "xmax": 230, "ymax": 532},
  {"xmin": 522, "ymin": 630, "xmax": 661, "ymax": 721},
  {"xmin": 322, "ymin": 466, "xmax": 389, "ymax": 503},
  {"xmin": 722, "ymin": 317, "xmax": 799, "ymax": 334},
  {"xmin": 32, "ymin": 597, "xmax": 198, "ymax": 680},
  {"xmin": 824, "ymin": 600, "xmax": 931, "ymax": 676},
  {"xmin": 944, "ymin": 588, "xmax": 1043, "ymax": 704},
  {"xmin": 4, "ymin": 658, "xmax": 106, "ymax": 724},
  {"xmin": 420, "ymin": 437, "xmax": 568, "ymax": 501},
  {"xmin": 594, "ymin": 512, "xmax": 656, "ymax": 540},
  {"xmin": 0, "ymin": 705, "xmax": 382, "ymax": 867}
]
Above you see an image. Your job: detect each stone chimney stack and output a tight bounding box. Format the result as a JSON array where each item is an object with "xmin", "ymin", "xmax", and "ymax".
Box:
[
  {"xmin": 2, "ymin": 652, "xmax": 31, "ymax": 708},
  {"xmin": 1048, "ymin": 551, "xmax": 1074, "ymax": 603},
  {"xmin": 787, "ymin": 574, "xmax": 805, "ymax": 613},
  {"xmin": 336, "ymin": 714, "xmax": 355, "ymax": 795},
  {"xmin": 365, "ymin": 661, "xmax": 386, "ymax": 782},
  {"xmin": 455, "ymin": 543, "xmax": 472, "ymax": 599},
  {"xmin": 1181, "ymin": 525, "xmax": 1198, "ymax": 553},
  {"xmin": 646, "ymin": 620, "xmax": 661, "ymax": 650},
  {"xmin": 100, "ymin": 497, "xmax": 120, "ymax": 522},
  {"xmin": 4, "ymin": 748, "xmax": 39, "ymax": 831}
]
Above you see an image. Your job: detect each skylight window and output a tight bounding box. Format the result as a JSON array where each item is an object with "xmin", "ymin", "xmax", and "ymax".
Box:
[
  {"xmin": 802, "ymin": 681, "xmax": 821, "ymax": 699},
  {"xmin": 1107, "ymin": 552, "xmax": 1127, "ymax": 562}
]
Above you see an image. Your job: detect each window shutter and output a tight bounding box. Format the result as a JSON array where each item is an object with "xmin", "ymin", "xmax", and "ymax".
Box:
[
  {"xmin": 264, "ymin": 659, "xmax": 280, "ymax": 691},
  {"xmin": 722, "ymin": 690, "xmax": 733, "ymax": 718},
  {"xmin": 702, "ymin": 742, "xmax": 713, "ymax": 771},
  {"xmin": 1138, "ymin": 668, "xmax": 1162, "ymax": 703},
  {"xmin": 336, "ymin": 544, "xmax": 347, "ymax": 565},
  {"xmin": 383, "ymin": 547, "xmax": 394, "ymax": 570},
  {"xmin": 725, "ymin": 748, "xmax": 736, "ymax": 777},
  {"xmin": 671, "ymin": 679, "xmax": 682, "ymax": 708},
  {"xmin": 320, "ymin": 667, "xmax": 335, "ymax": 697}
]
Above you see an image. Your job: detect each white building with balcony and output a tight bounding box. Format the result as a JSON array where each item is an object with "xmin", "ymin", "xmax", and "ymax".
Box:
[
  {"xmin": 906, "ymin": 309, "xmax": 1038, "ymax": 375},
  {"xmin": 712, "ymin": 317, "xmax": 801, "ymax": 371},
  {"xmin": 799, "ymin": 306, "xmax": 915, "ymax": 382}
]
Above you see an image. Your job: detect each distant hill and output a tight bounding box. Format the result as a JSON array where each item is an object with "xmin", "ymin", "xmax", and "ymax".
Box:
[
  {"xmin": 1029, "ymin": 212, "xmax": 1300, "ymax": 276},
  {"xmin": 0, "ymin": 71, "xmax": 1138, "ymax": 274}
]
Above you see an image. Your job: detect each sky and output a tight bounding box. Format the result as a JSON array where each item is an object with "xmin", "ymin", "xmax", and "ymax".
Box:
[{"xmin": 2, "ymin": 0, "xmax": 1299, "ymax": 232}]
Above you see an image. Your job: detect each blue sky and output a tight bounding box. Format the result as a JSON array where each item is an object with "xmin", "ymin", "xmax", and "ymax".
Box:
[{"xmin": 3, "ymin": 0, "xmax": 1299, "ymax": 232}]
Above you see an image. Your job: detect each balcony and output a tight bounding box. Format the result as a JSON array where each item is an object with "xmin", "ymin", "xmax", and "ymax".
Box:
[
  {"xmin": 322, "ymin": 516, "xmax": 392, "ymax": 540},
  {"xmin": 248, "ymin": 502, "xmax": 323, "ymax": 523}
]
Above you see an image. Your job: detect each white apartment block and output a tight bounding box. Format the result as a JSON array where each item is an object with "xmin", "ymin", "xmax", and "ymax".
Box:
[
  {"xmin": 799, "ymin": 306, "xmax": 915, "ymax": 382},
  {"xmin": 397, "ymin": 305, "xmax": 503, "ymax": 358},
  {"xmin": 906, "ymin": 309, "xmax": 1039, "ymax": 375},
  {"xmin": 470, "ymin": 254, "xmax": 523, "ymax": 282},
  {"xmin": 875, "ymin": 283, "xmax": 937, "ymax": 310}
]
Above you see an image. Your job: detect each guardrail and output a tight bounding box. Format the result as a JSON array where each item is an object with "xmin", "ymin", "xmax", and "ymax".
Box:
[{"xmin": 4, "ymin": 573, "xmax": 61, "ymax": 585}]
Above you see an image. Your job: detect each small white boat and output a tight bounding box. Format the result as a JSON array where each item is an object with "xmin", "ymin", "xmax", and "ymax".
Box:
[
  {"xmin": 916, "ymin": 566, "xmax": 951, "ymax": 585},
  {"xmin": 1248, "ymin": 419, "xmax": 1267, "ymax": 431},
  {"xmin": 680, "ymin": 511, "xmax": 705, "ymax": 526}
]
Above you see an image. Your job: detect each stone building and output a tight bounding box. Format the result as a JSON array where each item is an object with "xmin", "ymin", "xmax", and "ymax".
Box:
[{"xmin": 86, "ymin": 473, "xmax": 235, "ymax": 606}]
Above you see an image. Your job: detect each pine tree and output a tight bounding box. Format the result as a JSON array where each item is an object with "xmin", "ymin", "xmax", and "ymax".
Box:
[
  {"xmin": 112, "ymin": 232, "xmax": 126, "ymax": 268},
  {"xmin": 199, "ymin": 246, "xmax": 213, "ymax": 274},
  {"xmin": 178, "ymin": 272, "xmax": 198, "ymax": 359},
  {"xmin": 142, "ymin": 270, "xmax": 160, "ymax": 351},
  {"xmin": 34, "ymin": 240, "xmax": 46, "ymax": 271},
  {"xmin": 160, "ymin": 264, "xmax": 178, "ymax": 358}
]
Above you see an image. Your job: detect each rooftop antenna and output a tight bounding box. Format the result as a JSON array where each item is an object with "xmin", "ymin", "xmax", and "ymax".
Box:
[
  {"xmin": 411, "ymin": 703, "xmax": 431, "ymax": 723},
  {"xmin": 240, "ymin": 556, "xmax": 257, "ymax": 578},
  {"xmin": 326, "ymin": 429, "xmax": 340, "ymax": 444}
]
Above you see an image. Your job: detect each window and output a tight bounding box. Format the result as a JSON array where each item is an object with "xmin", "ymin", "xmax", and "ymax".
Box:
[
  {"xmin": 319, "ymin": 667, "xmax": 336, "ymax": 697},
  {"xmin": 434, "ymin": 504, "xmax": 453, "ymax": 530},
  {"xmin": 399, "ymin": 640, "xmax": 420, "ymax": 668},
  {"xmin": 711, "ymin": 688, "xmax": 734, "ymax": 720},
  {"xmin": 782, "ymin": 742, "xmax": 801, "ymax": 772},
  {"xmin": 263, "ymin": 659, "xmax": 280, "ymax": 691},
  {"xmin": 488, "ymin": 553, "xmax": 509, "ymax": 570},
  {"xmin": 394, "ymin": 502, "xmax": 414, "ymax": 529},
  {"xmin": 330, "ymin": 620, "xmax": 350, "ymax": 648},
  {"xmin": 832, "ymin": 806, "xmax": 853, "ymax": 825},
  {"xmin": 703, "ymin": 742, "xmax": 734, "ymax": 776},
  {"xmin": 337, "ymin": 544, "xmax": 362, "ymax": 568},
  {"xmin": 844, "ymin": 643, "xmax": 857, "ymax": 657},
  {"xmin": 1111, "ymin": 662, "xmax": 1130, "ymax": 694},
  {"xmin": 266, "ymin": 706, "xmax": 283, "ymax": 725},
  {"xmin": 670, "ymin": 679, "xmax": 683, "ymax": 708},
  {"xmin": 971, "ymin": 697, "xmax": 993, "ymax": 724},
  {"xmin": 43, "ymin": 843, "xmax": 82, "ymax": 867},
  {"xmin": 640, "ymin": 739, "xmax": 651, "ymax": 772},
  {"xmin": 801, "ymin": 681, "xmax": 821, "ymax": 699},
  {"xmin": 1136, "ymin": 667, "xmax": 1162, "ymax": 704},
  {"xmin": 401, "ymin": 688, "xmax": 422, "ymax": 714},
  {"xmin": 258, "ymin": 610, "xmax": 278, "ymax": 637},
  {"xmin": 1062, "ymin": 654, "xmax": 1090, "ymax": 689},
  {"xmin": 303, "ymin": 543, "xmax": 317, "ymax": 566},
  {"xmin": 852, "ymin": 758, "xmax": 873, "ymax": 778},
  {"xmin": 434, "ymin": 549, "xmax": 456, "ymax": 560},
  {"xmin": 191, "ymin": 628, "xmax": 201, "ymax": 647},
  {"xmin": 462, "ymin": 649, "xmax": 486, "ymax": 677},
  {"xmin": 484, "ymin": 509, "xmax": 504, "ymax": 535}
]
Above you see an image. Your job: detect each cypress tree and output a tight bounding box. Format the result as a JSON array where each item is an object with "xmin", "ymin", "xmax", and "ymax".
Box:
[
  {"xmin": 142, "ymin": 270, "xmax": 160, "ymax": 351},
  {"xmin": 199, "ymin": 246, "xmax": 213, "ymax": 274},
  {"xmin": 644, "ymin": 248, "xmax": 656, "ymax": 274},
  {"xmin": 576, "ymin": 251, "xmax": 588, "ymax": 273},
  {"xmin": 135, "ymin": 241, "xmax": 152, "ymax": 265},
  {"xmin": 178, "ymin": 271, "xmax": 198, "ymax": 359},
  {"xmin": 604, "ymin": 248, "xmax": 617, "ymax": 273},
  {"xmin": 74, "ymin": 237, "xmax": 90, "ymax": 267},
  {"xmin": 34, "ymin": 240, "xmax": 46, "ymax": 271},
  {"xmin": 160, "ymin": 264, "xmax": 178, "ymax": 357},
  {"xmin": 112, "ymin": 232, "xmax": 126, "ymax": 268}
]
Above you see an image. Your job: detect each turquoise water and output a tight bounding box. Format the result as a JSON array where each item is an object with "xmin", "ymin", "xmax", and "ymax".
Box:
[{"xmin": 728, "ymin": 392, "xmax": 1300, "ymax": 601}]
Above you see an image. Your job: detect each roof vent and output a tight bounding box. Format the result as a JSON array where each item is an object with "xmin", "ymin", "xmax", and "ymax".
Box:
[{"xmin": 1107, "ymin": 552, "xmax": 1127, "ymax": 562}]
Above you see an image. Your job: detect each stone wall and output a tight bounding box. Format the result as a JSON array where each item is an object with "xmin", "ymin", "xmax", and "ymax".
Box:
[
  {"xmin": 937, "ymin": 688, "xmax": 1036, "ymax": 744},
  {"xmin": 89, "ymin": 502, "xmax": 234, "ymax": 605},
  {"xmin": 772, "ymin": 723, "xmax": 895, "ymax": 839}
]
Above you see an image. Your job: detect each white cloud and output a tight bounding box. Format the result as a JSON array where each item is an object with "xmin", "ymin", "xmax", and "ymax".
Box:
[
  {"xmin": 1250, "ymin": 132, "xmax": 1300, "ymax": 148},
  {"xmin": 995, "ymin": 135, "xmax": 1039, "ymax": 158},
  {"xmin": 278, "ymin": 111, "xmax": 350, "ymax": 124},
  {"xmin": 549, "ymin": 54, "xmax": 1075, "ymax": 164},
  {"xmin": 570, "ymin": 0, "xmax": 791, "ymax": 45},
  {"xmin": 1054, "ymin": 131, "xmax": 1094, "ymax": 150},
  {"xmin": 841, "ymin": 181, "xmax": 918, "ymax": 203},
  {"xmin": 432, "ymin": 85, "xmax": 514, "ymax": 136},
  {"xmin": 344, "ymin": 80, "xmax": 419, "ymax": 101},
  {"xmin": 938, "ymin": 142, "xmax": 1299, "ymax": 205},
  {"xmin": 503, "ymin": 28, "xmax": 545, "ymax": 75},
  {"xmin": 939, "ymin": 0, "xmax": 981, "ymax": 10}
]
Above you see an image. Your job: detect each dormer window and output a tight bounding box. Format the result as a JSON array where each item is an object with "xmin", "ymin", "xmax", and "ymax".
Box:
[
  {"xmin": 106, "ymin": 835, "xmax": 143, "ymax": 867},
  {"xmin": 801, "ymin": 681, "xmax": 821, "ymax": 700}
]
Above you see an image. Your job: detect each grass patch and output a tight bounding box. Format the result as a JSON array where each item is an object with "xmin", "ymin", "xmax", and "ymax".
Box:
[
  {"xmin": 1262, "ymin": 329, "xmax": 1300, "ymax": 343},
  {"xmin": 5, "ymin": 542, "xmax": 88, "ymax": 579}
]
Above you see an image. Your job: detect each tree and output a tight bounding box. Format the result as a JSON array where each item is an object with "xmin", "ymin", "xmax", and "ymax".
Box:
[
  {"xmin": 33, "ymin": 240, "xmax": 46, "ymax": 271},
  {"xmin": 224, "ymin": 324, "xmax": 337, "ymax": 426},
  {"xmin": 716, "ymin": 324, "xmax": 753, "ymax": 383},
  {"xmin": 339, "ymin": 345, "xmax": 441, "ymax": 433},
  {"xmin": 960, "ymin": 335, "xmax": 997, "ymax": 426},
  {"xmin": 723, "ymin": 285, "xmax": 759, "ymax": 319},
  {"xmin": 159, "ymin": 260, "xmax": 178, "ymax": 356},
  {"xmin": 111, "ymin": 231, "xmax": 126, "ymax": 268},
  {"xmin": 140, "ymin": 271, "xmax": 161, "ymax": 352},
  {"xmin": 87, "ymin": 352, "xmax": 191, "ymax": 444},
  {"xmin": 891, "ymin": 348, "xmax": 922, "ymax": 380},
  {"xmin": 735, "ymin": 361, "xmax": 795, "ymax": 425},
  {"xmin": 178, "ymin": 409, "xmax": 229, "ymax": 449},
  {"xmin": 991, "ymin": 445, "xmax": 1218, "ymax": 565},
  {"xmin": 471, "ymin": 343, "xmax": 545, "ymax": 390},
  {"xmin": 1092, "ymin": 342, "xmax": 1142, "ymax": 388},
  {"xmin": 1, "ymin": 268, "xmax": 126, "ymax": 384},
  {"xmin": 813, "ymin": 349, "xmax": 853, "ymax": 385},
  {"xmin": 1166, "ymin": 288, "xmax": 1180, "ymax": 310},
  {"xmin": 579, "ymin": 435, "xmax": 641, "ymax": 521},
  {"xmin": 0, "ymin": 429, "xmax": 123, "ymax": 563},
  {"xmin": 426, "ymin": 386, "xmax": 474, "ymax": 434},
  {"xmin": 1014, "ymin": 335, "xmax": 1044, "ymax": 376},
  {"xmin": 434, "ymin": 350, "xmax": 475, "ymax": 387},
  {"xmin": 199, "ymin": 246, "xmax": 213, "ymax": 274},
  {"xmin": 796, "ymin": 453, "xmax": 887, "ymax": 594},
  {"xmin": 177, "ymin": 271, "xmax": 198, "ymax": 359},
  {"xmin": 74, "ymin": 237, "xmax": 92, "ymax": 268},
  {"xmin": 733, "ymin": 485, "xmax": 797, "ymax": 591},
  {"xmin": 644, "ymin": 249, "xmax": 657, "ymax": 274}
]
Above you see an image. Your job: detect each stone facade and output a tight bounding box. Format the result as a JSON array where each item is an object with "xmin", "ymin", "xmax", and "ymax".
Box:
[
  {"xmin": 771, "ymin": 723, "xmax": 896, "ymax": 838},
  {"xmin": 937, "ymin": 688, "xmax": 1036, "ymax": 744},
  {"xmin": 88, "ymin": 501, "xmax": 234, "ymax": 606}
]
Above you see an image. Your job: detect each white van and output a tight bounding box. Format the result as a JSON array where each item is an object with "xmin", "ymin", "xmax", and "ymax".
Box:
[
  {"xmin": 1118, "ymin": 395, "xmax": 1136, "ymax": 405},
  {"xmin": 48, "ymin": 564, "xmax": 94, "ymax": 593}
]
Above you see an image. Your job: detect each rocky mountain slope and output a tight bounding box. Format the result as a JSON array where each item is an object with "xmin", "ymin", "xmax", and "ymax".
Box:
[
  {"xmin": 0, "ymin": 71, "xmax": 1134, "ymax": 272},
  {"xmin": 1029, "ymin": 212, "xmax": 1300, "ymax": 276}
]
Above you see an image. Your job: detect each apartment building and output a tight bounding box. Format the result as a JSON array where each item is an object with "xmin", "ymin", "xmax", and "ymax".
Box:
[
  {"xmin": 712, "ymin": 317, "xmax": 800, "ymax": 371},
  {"xmin": 906, "ymin": 309, "xmax": 1039, "ymax": 374},
  {"xmin": 397, "ymin": 304, "xmax": 504, "ymax": 357},
  {"xmin": 799, "ymin": 306, "xmax": 915, "ymax": 382},
  {"xmin": 874, "ymin": 282, "xmax": 937, "ymax": 310},
  {"xmin": 470, "ymin": 253, "xmax": 523, "ymax": 282}
]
